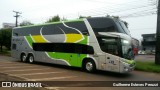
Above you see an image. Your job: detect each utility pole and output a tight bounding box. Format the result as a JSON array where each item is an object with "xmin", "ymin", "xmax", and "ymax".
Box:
[
  {"xmin": 155, "ymin": 0, "xmax": 160, "ymax": 64},
  {"xmin": 13, "ymin": 11, "xmax": 22, "ymax": 27}
]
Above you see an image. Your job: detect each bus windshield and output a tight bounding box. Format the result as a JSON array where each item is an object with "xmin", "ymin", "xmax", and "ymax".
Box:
[
  {"xmin": 97, "ymin": 36, "xmax": 134, "ymax": 59},
  {"xmin": 119, "ymin": 21, "xmax": 130, "ymax": 36},
  {"xmin": 87, "ymin": 17, "xmax": 131, "ymax": 36},
  {"xmin": 121, "ymin": 39, "xmax": 134, "ymax": 60}
]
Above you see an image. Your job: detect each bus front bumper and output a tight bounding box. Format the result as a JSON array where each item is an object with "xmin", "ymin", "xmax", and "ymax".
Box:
[{"xmin": 124, "ymin": 66, "xmax": 135, "ymax": 72}]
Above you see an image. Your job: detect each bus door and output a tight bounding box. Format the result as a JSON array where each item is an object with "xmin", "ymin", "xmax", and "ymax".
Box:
[
  {"xmin": 94, "ymin": 53, "xmax": 106, "ymax": 70},
  {"xmin": 105, "ymin": 38, "xmax": 120, "ymax": 72},
  {"xmin": 106, "ymin": 54, "xmax": 119, "ymax": 72}
]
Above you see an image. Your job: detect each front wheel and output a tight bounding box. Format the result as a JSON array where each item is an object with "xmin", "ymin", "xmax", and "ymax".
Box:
[
  {"xmin": 28, "ymin": 54, "xmax": 34, "ymax": 63},
  {"xmin": 84, "ymin": 60, "xmax": 96, "ymax": 73}
]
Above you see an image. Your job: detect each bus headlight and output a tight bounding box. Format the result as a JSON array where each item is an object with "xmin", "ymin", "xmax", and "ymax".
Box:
[{"xmin": 122, "ymin": 62, "xmax": 129, "ymax": 66}]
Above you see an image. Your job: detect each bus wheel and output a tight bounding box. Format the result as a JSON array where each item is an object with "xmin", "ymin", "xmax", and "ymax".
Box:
[
  {"xmin": 28, "ymin": 54, "xmax": 34, "ymax": 63},
  {"xmin": 21, "ymin": 53, "xmax": 26, "ymax": 62},
  {"xmin": 84, "ymin": 59, "xmax": 96, "ymax": 73}
]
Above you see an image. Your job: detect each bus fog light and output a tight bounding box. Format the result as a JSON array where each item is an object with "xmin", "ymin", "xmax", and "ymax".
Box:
[{"xmin": 124, "ymin": 67, "xmax": 129, "ymax": 72}]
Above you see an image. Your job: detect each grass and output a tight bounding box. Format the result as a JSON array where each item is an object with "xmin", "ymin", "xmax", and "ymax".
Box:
[
  {"xmin": 0, "ymin": 50, "xmax": 11, "ymax": 56},
  {"xmin": 0, "ymin": 46, "xmax": 11, "ymax": 56},
  {"xmin": 135, "ymin": 61, "xmax": 160, "ymax": 73}
]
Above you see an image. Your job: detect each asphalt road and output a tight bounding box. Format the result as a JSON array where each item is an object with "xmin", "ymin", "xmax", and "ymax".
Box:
[{"xmin": 0, "ymin": 55, "xmax": 160, "ymax": 90}]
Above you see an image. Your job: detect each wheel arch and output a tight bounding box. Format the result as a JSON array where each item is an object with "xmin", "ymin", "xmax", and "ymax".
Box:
[
  {"xmin": 27, "ymin": 52, "xmax": 35, "ymax": 63},
  {"xmin": 27, "ymin": 52, "xmax": 35, "ymax": 59},
  {"xmin": 27, "ymin": 52, "xmax": 34, "ymax": 56},
  {"xmin": 20, "ymin": 52, "xmax": 26, "ymax": 59}
]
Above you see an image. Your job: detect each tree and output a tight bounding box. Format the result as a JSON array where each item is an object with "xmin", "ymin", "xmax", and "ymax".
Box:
[
  {"xmin": 46, "ymin": 15, "xmax": 60, "ymax": 23},
  {"xmin": 0, "ymin": 28, "xmax": 12, "ymax": 51},
  {"xmin": 20, "ymin": 20, "xmax": 34, "ymax": 26}
]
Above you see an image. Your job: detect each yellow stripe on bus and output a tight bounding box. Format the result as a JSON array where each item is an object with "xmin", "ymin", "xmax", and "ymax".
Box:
[
  {"xmin": 31, "ymin": 34, "xmax": 83, "ymax": 43},
  {"xmin": 66, "ymin": 34, "xmax": 83, "ymax": 43},
  {"xmin": 32, "ymin": 35, "xmax": 47, "ymax": 42}
]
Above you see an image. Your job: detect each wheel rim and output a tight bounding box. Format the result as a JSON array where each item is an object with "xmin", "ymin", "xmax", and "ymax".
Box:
[
  {"xmin": 22, "ymin": 55, "xmax": 26, "ymax": 62},
  {"xmin": 29, "ymin": 56, "xmax": 34, "ymax": 63},
  {"xmin": 86, "ymin": 62, "xmax": 93, "ymax": 71}
]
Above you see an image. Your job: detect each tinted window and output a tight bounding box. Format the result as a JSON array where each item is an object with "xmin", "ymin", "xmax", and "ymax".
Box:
[
  {"xmin": 121, "ymin": 39, "xmax": 134, "ymax": 59},
  {"xmin": 13, "ymin": 26, "xmax": 42, "ymax": 36},
  {"xmin": 45, "ymin": 21, "xmax": 88, "ymax": 35},
  {"xmin": 42, "ymin": 24, "xmax": 65, "ymax": 35},
  {"xmin": 119, "ymin": 21, "xmax": 130, "ymax": 35},
  {"xmin": 87, "ymin": 17, "xmax": 131, "ymax": 36},
  {"xmin": 33, "ymin": 43, "xmax": 94, "ymax": 54},
  {"xmin": 87, "ymin": 18, "xmax": 117, "ymax": 35},
  {"xmin": 97, "ymin": 36, "xmax": 119, "ymax": 56},
  {"xmin": 66, "ymin": 22, "xmax": 89, "ymax": 35},
  {"xmin": 13, "ymin": 21, "xmax": 89, "ymax": 36}
]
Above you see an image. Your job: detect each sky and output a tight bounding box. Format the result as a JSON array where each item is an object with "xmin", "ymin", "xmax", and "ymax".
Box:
[{"xmin": 0, "ymin": 0, "xmax": 158, "ymax": 40}]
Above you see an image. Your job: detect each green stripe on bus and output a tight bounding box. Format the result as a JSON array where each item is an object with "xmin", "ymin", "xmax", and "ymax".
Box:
[
  {"xmin": 25, "ymin": 35, "xmax": 88, "ymax": 67},
  {"xmin": 47, "ymin": 35, "xmax": 88, "ymax": 67},
  {"xmin": 25, "ymin": 36, "xmax": 34, "ymax": 48}
]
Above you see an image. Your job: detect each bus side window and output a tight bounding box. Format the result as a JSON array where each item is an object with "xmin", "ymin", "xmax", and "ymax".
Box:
[
  {"xmin": 12, "ymin": 44, "xmax": 16, "ymax": 50},
  {"xmin": 97, "ymin": 37, "xmax": 119, "ymax": 56},
  {"xmin": 87, "ymin": 46, "xmax": 94, "ymax": 54}
]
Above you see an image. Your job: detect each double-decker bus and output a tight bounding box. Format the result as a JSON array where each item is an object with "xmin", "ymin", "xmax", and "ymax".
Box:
[{"xmin": 11, "ymin": 17, "xmax": 135, "ymax": 73}]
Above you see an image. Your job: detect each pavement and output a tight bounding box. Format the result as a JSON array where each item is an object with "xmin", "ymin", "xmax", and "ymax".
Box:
[{"xmin": 0, "ymin": 55, "xmax": 159, "ymax": 90}]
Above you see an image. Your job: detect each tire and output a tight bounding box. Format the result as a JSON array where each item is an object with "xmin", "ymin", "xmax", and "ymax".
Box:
[
  {"xmin": 84, "ymin": 59, "xmax": 96, "ymax": 73},
  {"xmin": 21, "ymin": 54, "xmax": 26, "ymax": 62},
  {"xmin": 28, "ymin": 54, "xmax": 34, "ymax": 63}
]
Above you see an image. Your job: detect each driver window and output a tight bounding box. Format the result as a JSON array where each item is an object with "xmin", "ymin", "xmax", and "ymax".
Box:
[{"xmin": 97, "ymin": 37, "xmax": 119, "ymax": 56}]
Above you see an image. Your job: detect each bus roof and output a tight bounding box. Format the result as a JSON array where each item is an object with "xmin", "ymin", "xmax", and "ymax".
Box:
[
  {"xmin": 14, "ymin": 17, "xmax": 119, "ymax": 29},
  {"xmin": 14, "ymin": 19, "xmax": 84, "ymax": 29}
]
